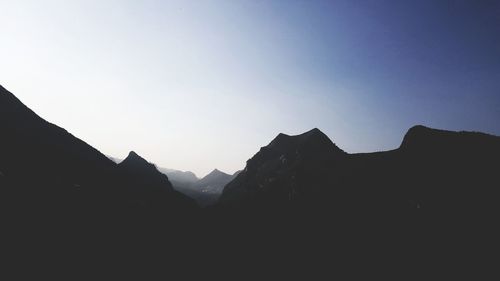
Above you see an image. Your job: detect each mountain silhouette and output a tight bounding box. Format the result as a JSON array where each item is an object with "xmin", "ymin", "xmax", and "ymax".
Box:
[
  {"xmin": 104, "ymin": 154, "xmax": 231, "ymax": 207},
  {"xmin": 117, "ymin": 151, "xmax": 197, "ymax": 211},
  {"xmin": 220, "ymin": 125, "xmax": 500, "ymax": 221},
  {"xmin": 196, "ymin": 169, "xmax": 233, "ymax": 190},
  {"xmin": 170, "ymin": 168, "xmax": 237, "ymax": 207},
  {"xmin": 0, "ymin": 85, "xmax": 119, "ymax": 212},
  {"xmin": 220, "ymin": 128, "xmax": 347, "ymax": 205},
  {"xmin": 2, "ymin": 84, "xmax": 500, "ymax": 276},
  {"xmin": 158, "ymin": 167, "xmax": 199, "ymax": 187},
  {"xmin": 0, "ymin": 85, "xmax": 196, "ymax": 225}
]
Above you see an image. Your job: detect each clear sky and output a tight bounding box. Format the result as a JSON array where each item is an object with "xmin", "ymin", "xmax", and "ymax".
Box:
[{"xmin": 1, "ymin": 0, "xmax": 499, "ymax": 177}]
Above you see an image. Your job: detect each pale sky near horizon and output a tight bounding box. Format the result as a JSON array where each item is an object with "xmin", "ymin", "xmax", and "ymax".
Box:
[{"xmin": 1, "ymin": 0, "xmax": 499, "ymax": 177}]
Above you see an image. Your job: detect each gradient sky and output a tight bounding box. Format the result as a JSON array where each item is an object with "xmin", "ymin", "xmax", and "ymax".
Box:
[{"xmin": 1, "ymin": 0, "xmax": 499, "ymax": 177}]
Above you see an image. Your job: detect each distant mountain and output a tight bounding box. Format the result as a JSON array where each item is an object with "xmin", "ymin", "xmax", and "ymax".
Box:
[
  {"xmin": 196, "ymin": 169, "xmax": 233, "ymax": 191},
  {"xmin": 106, "ymin": 156, "xmax": 199, "ymax": 187},
  {"xmin": 158, "ymin": 167, "xmax": 199, "ymax": 188},
  {"xmin": 171, "ymin": 168, "xmax": 238, "ymax": 207},
  {"xmin": 3, "ymin": 83, "xmax": 500, "ymax": 273},
  {"xmin": 104, "ymin": 154, "xmax": 228, "ymax": 207}
]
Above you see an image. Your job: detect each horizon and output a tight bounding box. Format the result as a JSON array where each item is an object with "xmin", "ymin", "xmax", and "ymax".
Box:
[{"xmin": 1, "ymin": 0, "xmax": 499, "ymax": 176}]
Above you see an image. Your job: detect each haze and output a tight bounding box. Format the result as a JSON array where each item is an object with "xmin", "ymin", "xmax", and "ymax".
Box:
[{"xmin": 1, "ymin": 0, "xmax": 499, "ymax": 176}]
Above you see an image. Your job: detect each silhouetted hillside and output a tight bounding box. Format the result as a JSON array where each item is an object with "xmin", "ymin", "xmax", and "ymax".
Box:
[
  {"xmin": 0, "ymin": 85, "xmax": 120, "ymax": 214},
  {"xmin": 118, "ymin": 151, "xmax": 197, "ymax": 211},
  {"xmin": 0, "ymin": 85, "xmax": 196, "ymax": 223},
  {"xmin": 104, "ymin": 155, "xmax": 229, "ymax": 207},
  {"xmin": 2, "ymin": 84, "xmax": 499, "ymax": 276},
  {"xmin": 220, "ymin": 128, "xmax": 348, "ymax": 205},
  {"xmin": 220, "ymin": 125, "xmax": 500, "ymax": 223}
]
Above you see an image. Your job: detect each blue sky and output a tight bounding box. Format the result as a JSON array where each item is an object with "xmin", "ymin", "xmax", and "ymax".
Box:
[{"xmin": 1, "ymin": 0, "xmax": 499, "ymax": 176}]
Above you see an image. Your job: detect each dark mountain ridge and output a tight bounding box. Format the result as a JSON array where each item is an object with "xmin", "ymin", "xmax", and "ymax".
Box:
[
  {"xmin": 220, "ymin": 125, "xmax": 500, "ymax": 222},
  {"xmin": 104, "ymin": 154, "xmax": 229, "ymax": 207},
  {"xmin": 0, "ymin": 85, "xmax": 196, "ymax": 222},
  {"xmin": 220, "ymin": 128, "xmax": 348, "ymax": 205},
  {"xmin": 2, "ymin": 84, "xmax": 499, "ymax": 276},
  {"xmin": 117, "ymin": 151, "xmax": 197, "ymax": 210}
]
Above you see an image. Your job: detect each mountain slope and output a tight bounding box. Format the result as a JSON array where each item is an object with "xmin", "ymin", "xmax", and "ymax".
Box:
[
  {"xmin": 220, "ymin": 128, "xmax": 348, "ymax": 206},
  {"xmin": 0, "ymin": 85, "xmax": 120, "ymax": 209},
  {"xmin": 219, "ymin": 126, "xmax": 500, "ymax": 220},
  {"xmin": 0, "ymin": 85, "xmax": 196, "ymax": 219},
  {"xmin": 118, "ymin": 151, "xmax": 197, "ymax": 210}
]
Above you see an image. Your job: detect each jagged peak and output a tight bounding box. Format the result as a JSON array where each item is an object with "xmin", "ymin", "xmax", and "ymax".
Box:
[
  {"xmin": 304, "ymin": 127, "xmax": 322, "ymax": 134},
  {"xmin": 272, "ymin": 128, "xmax": 328, "ymax": 142},
  {"xmin": 127, "ymin": 150, "xmax": 140, "ymax": 158},
  {"xmin": 298, "ymin": 127, "xmax": 329, "ymax": 140},
  {"xmin": 268, "ymin": 128, "xmax": 344, "ymax": 154},
  {"xmin": 197, "ymin": 168, "xmax": 230, "ymax": 181},
  {"xmin": 121, "ymin": 151, "xmax": 152, "ymax": 166},
  {"xmin": 206, "ymin": 168, "xmax": 230, "ymax": 178}
]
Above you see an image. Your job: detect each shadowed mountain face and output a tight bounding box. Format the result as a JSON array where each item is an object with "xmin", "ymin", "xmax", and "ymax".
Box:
[
  {"xmin": 119, "ymin": 151, "xmax": 175, "ymax": 192},
  {"xmin": 220, "ymin": 126, "xmax": 500, "ymax": 222},
  {"xmin": 220, "ymin": 128, "xmax": 348, "ymax": 206},
  {"xmin": 0, "ymin": 85, "xmax": 196, "ymax": 222},
  {"xmin": 214, "ymin": 126, "xmax": 500, "ymax": 277},
  {"xmin": 2, "ymin": 84, "xmax": 500, "ymax": 275},
  {"xmin": 117, "ymin": 151, "xmax": 197, "ymax": 211},
  {"xmin": 105, "ymin": 156, "xmax": 230, "ymax": 207},
  {"xmin": 0, "ymin": 85, "xmax": 119, "ymax": 211}
]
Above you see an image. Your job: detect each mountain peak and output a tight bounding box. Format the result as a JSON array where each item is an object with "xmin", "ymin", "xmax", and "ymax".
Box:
[
  {"xmin": 400, "ymin": 125, "xmax": 450, "ymax": 149},
  {"xmin": 127, "ymin": 150, "xmax": 141, "ymax": 159},
  {"xmin": 121, "ymin": 151, "xmax": 153, "ymax": 168},
  {"xmin": 305, "ymin": 127, "xmax": 322, "ymax": 134},
  {"xmin": 299, "ymin": 128, "xmax": 329, "ymax": 141},
  {"xmin": 197, "ymin": 169, "xmax": 232, "ymax": 184},
  {"xmin": 206, "ymin": 168, "xmax": 230, "ymax": 178},
  {"xmin": 268, "ymin": 128, "xmax": 344, "ymax": 155},
  {"xmin": 126, "ymin": 150, "xmax": 145, "ymax": 160}
]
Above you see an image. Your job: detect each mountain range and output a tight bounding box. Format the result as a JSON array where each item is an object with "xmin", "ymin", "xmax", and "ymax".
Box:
[
  {"xmin": 107, "ymin": 157, "xmax": 236, "ymax": 207},
  {"xmin": 220, "ymin": 125, "xmax": 500, "ymax": 220},
  {"xmin": 0, "ymin": 85, "xmax": 196, "ymax": 229},
  {"xmin": 1, "ymin": 84, "xmax": 499, "ymax": 276}
]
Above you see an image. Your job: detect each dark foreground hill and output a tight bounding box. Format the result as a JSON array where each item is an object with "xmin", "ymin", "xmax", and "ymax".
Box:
[
  {"xmin": 1, "ymin": 84, "xmax": 499, "ymax": 277},
  {"xmin": 0, "ymin": 85, "xmax": 198, "ymax": 262},
  {"xmin": 214, "ymin": 125, "xmax": 500, "ymax": 277}
]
